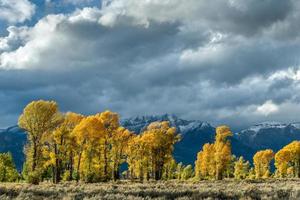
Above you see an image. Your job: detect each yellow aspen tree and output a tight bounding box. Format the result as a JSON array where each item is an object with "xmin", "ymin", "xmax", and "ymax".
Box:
[
  {"xmin": 97, "ymin": 110, "xmax": 120, "ymax": 180},
  {"xmin": 111, "ymin": 127, "xmax": 135, "ymax": 180},
  {"xmin": 253, "ymin": 149, "xmax": 274, "ymax": 179},
  {"xmin": 275, "ymin": 149, "xmax": 291, "ymax": 178},
  {"xmin": 275, "ymin": 141, "xmax": 300, "ymax": 178},
  {"xmin": 61, "ymin": 112, "xmax": 84, "ymax": 181},
  {"xmin": 234, "ymin": 156, "xmax": 250, "ymax": 180},
  {"xmin": 144, "ymin": 121, "xmax": 180, "ymax": 180},
  {"xmin": 18, "ymin": 100, "xmax": 61, "ymax": 184},
  {"xmin": 285, "ymin": 141, "xmax": 300, "ymax": 177},
  {"xmin": 195, "ymin": 143, "xmax": 215, "ymax": 179},
  {"xmin": 127, "ymin": 121, "xmax": 180, "ymax": 181},
  {"xmin": 127, "ymin": 135, "xmax": 151, "ymax": 180},
  {"xmin": 195, "ymin": 150, "xmax": 203, "ymax": 179},
  {"xmin": 195, "ymin": 125, "xmax": 232, "ymax": 180},
  {"xmin": 72, "ymin": 116, "xmax": 105, "ymax": 182},
  {"xmin": 214, "ymin": 125, "xmax": 233, "ymax": 180},
  {"xmin": 42, "ymin": 112, "xmax": 84, "ymax": 183}
]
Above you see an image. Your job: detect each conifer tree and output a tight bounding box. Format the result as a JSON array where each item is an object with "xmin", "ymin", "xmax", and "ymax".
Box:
[
  {"xmin": 0, "ymin": 153, "xmax": 19, "ymax": 182},
  {"xmin": 234, "ymin": 156, "xmax": 250, "ymax": 180}
]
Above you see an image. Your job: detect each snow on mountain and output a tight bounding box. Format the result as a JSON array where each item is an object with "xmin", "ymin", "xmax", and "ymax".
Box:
[
  {"xmin": 237, "ymin": 121, "xmax": 300, "ymax": 136},
  {"xmin": 121, "ymin": 114, "xmax": 217, "ymax": 164},
  {"xmin": 240, "ymin": 122, "xmax": 287, "ymax": 134},
  {"xmin": 235, "ymin": 121, "xmax": 300, "ymax": 152},
  {"xmin": 290, "ymin": 122, "xmax": 300, "ymax": 129},
  {"xmin": 121, "ymin": 114, "xmax": 212, "ymax": 135},
  {"xmin": 1, "ymin": 116, "xmax": 300, "ymax": 170}
]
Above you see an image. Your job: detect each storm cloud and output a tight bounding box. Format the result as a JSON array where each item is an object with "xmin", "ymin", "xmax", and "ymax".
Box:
[{"xmin": 0, "ymin": 0, "xmax": 300, "ymax": 129}]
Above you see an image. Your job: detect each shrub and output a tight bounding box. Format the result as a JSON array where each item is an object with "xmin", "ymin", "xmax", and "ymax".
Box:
[{"xmin": 27, "ymin": 171, "xmax": 42, "ymax": 185}]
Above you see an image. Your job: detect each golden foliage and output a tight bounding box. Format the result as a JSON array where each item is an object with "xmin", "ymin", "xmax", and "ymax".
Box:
[
  {"xmin": 195, "ymin": 125, "xmax": 232, "ymax": 180},
  {"xmin": 275, "ymin": 141, "xmax": 300, "ymax": 178},
  {"xmin": 253, "ymin": 149, "xmax": 274, "ymax": 179},
  {"xmin": 17, "ymin": 100, "xmax": 300, "ymax": 184}
]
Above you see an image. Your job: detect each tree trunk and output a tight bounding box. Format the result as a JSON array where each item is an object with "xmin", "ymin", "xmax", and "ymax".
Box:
[
  {"xmin": 103, "ymin": 140, "xmax": 108, "ymax": 180},
  {"xmin": 32, "ymin": 142, "xmax": 37, "ymax": 171},
  {"xmin": 52, "ymin": 165, "xmax": 55, "ymax": 183},
  {"xmin": 69, "ymin": 152, "xmax": 73, "ymax": 181},
  {"xmin": 76, "ymin": 152, "xmax": 82, "ymax": 182},
  {"xmin": 53, "ymin": 144, "xmax": 61, "ymax": 184}
]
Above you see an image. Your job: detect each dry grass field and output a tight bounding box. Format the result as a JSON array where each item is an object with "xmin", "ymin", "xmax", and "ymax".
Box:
[{"xmin": 0, "ymin": 179, "xmax": 300, "ymax": 200}]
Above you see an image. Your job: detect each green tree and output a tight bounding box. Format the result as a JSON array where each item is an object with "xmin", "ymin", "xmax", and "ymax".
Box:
[
  {"xmin": 181, "ymin": 165, "xmax": 194, "ymax": 180},
  {"xmin": 234, "ymin": 156, "xmax": 250, "ymax": 180},
  {"xmin": 0, "ymin": 153, "xmax": 19, "ymax": 182}
]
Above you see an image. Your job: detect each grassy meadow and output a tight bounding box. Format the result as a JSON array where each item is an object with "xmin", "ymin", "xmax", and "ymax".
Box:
[{"xmin": 0, "ymin": 179, "xmax": 300, "ymax": 200}]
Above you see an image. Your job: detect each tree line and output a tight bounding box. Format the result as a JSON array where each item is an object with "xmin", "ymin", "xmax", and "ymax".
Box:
[{"xmin": 0, "ymin": 100, "xmax": 299, "ymax": 184}]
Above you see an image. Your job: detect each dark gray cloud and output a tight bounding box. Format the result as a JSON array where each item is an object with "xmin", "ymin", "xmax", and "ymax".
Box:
[{"xmin": 0, "ymin": 1, "xmax": 300, "ymax": 129}]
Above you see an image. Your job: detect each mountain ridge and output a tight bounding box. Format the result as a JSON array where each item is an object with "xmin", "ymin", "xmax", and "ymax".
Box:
[{"xmin": 1, "ymin": 114, "xmax": 300, "ymax": 170}]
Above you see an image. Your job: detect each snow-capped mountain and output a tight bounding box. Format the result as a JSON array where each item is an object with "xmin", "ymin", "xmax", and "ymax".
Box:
[
  {"xmin": 1, "ymin": 116, "xmax": 300, "ymax": 170},
  {"xmin": 235, "ymin": 122, "xmax": 300, "ymax": 151},
  {"xmin": 121, "ymin": 114, "xmax": 211, "ymax": 135},
  {"xmin": 121, "ymin": 114, "xmax": 254, "ymax": 164}
]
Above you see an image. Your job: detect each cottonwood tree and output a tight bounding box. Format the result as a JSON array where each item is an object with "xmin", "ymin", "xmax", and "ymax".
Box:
[
  {"xmin": 214, "ymin": 126, "xmax": 233, "ymax": 180},
  {"xmin": 195, "ymin": 143, "xmax": 215, "ymax": 179},
  {"xmin": 110, "ymin": 127, "xmax": 135, "ymax": 180},
  {"xmin": 72, "ymin": 115, "xmax": 105, "ymax": 182},
  {"xmin": 18, "ymin": 100, "xmax": 61, "ymax": 184},
  {"xmin": 275, "ymin": 141, "xmax": 300, "ymax": 178},
  {"xmin": 97, "ymin": 111, "xmax": 121, "ymax": 181},
  {"xmin": 195, "ymin": 125, "xmax": 232, "ymax": 180},
  {"xmin": 127, "ymin": 121, "xmax": 180, "ymax": 180},
  {"xmin": 42, "ymin": 112, "xmax": 84, "ymax": 183},
  {"xmin": 253, "ymin": 149, "xmax": 274, "ymax": 179}
]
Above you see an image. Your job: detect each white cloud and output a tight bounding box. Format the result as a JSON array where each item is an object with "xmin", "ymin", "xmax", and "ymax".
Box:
[
  {"xmin": 256, "ymin": 100, "xmax": 279, "ymax": 116},
  {"xmin": 269, "ymin": 67, "xmax": 300, "ymax": 81},
  {"xmin": 0, "ymin": 0, "xmax": 35, "ymax": 24},
  {"xmin": 0, "ymin": 1, "xmax": 300, "ymax": 128},
  {"xmin": 0, "ymin": 14, "xmax": 67, "ymax": 69},
  {"xmin": 69, "ymin": 7, "xmax": 101, "ymax": 23}
]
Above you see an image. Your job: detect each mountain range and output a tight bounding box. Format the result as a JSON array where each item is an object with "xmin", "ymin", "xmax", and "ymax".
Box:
[{"xmin": 1, "ymin": 114, "xmax": 300, "ymax": 170}]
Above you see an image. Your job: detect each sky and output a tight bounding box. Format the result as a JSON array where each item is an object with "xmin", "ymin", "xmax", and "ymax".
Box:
[{"xmin": 1, "ymin": 0, "xmax": 300, "ymax": 130}]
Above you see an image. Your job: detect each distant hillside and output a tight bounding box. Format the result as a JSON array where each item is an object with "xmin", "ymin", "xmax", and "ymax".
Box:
[
  {"xmin": 122, "ymin": 114, "xmax": 256, "ymax": 164},
  {"xmin": 0, "ymin": 126, "xmax": 26, "ymax": 170},
  {"xmin": 1, "ymin": 115, "xmax": 300, "ymax": 170},
  {"xmin": 235, "ymin": 122, "xmax": 300, "ymax": 152}
]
